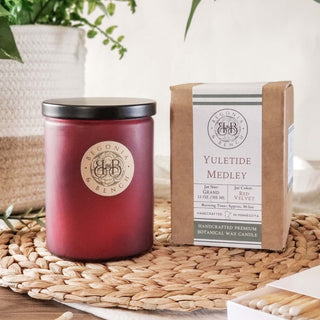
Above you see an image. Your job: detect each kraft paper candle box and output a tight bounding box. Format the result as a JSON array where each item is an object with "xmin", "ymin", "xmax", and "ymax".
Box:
[
  {"xmin": 170, "ymin": 82, "xmax": 294, "ymax": 250},
  {"xmin": 227, "ymin": 266, "xmax": 320, "ymax": 320}
]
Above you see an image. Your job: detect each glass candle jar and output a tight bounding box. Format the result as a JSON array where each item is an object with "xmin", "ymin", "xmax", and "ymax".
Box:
[{"xmin": 42, "ymin": 98, "xmax": 156, "ymax": 261}]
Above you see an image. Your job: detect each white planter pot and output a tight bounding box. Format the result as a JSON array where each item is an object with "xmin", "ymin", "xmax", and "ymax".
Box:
[{"xmin": 0, "ymin": 25, "xmax": 86, "ymax": 212}]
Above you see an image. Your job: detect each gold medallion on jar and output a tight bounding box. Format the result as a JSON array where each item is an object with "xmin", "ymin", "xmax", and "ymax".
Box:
[{"xmin": 81, "ymin": 141, "xmax": 134, "ymax": 196}]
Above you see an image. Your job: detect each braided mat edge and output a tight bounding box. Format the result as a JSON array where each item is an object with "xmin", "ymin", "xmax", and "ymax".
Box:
[{"xmin": 0, "ymin": 199, "xmax": 319, "ymax": 312}]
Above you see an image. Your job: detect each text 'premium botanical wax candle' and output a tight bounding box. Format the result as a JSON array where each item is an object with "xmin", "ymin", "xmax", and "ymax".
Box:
[
  {"xmin": 42, "ymin": 98, "xmax": 156, "ymax": 261},
  {"xmin": 170, "ymin": 82, "xmax": 294, "ymax": 250}
]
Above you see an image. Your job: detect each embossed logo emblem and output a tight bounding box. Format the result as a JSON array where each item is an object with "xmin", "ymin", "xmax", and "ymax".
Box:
[
  {"xmin": 81, "ymin": 141, "xmax": 134, "ymax": 196},
  {"xmin": 207, "ymin": 109, "xmax": 248, "ymax": 149}
]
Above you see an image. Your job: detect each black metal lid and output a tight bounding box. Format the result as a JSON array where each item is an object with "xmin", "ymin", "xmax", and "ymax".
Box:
[{"xmin": 42, "ymin": 97, "xmax": 156, "ymax": 120}]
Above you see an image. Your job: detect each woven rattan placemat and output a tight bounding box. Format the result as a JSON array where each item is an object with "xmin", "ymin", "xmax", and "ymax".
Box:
[{"xmin": 0, "ymin": 199, "xmax": 319, "ymax": 312}]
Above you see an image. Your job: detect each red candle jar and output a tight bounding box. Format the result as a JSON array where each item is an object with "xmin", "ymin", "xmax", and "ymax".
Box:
[{"xmin": 42, "ymin": 98, "xmax": 156, "ymax": 261}]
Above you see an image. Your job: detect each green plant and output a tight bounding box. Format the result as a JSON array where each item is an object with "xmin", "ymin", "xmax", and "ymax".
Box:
[
  {"xmin": 185, "ymin": 0, "xmax": 320, "ymax": 38},
  {"xmin": 0, "ymin": 205, "xmax": 45, "ymax": 232},
  {"xmin": 184, "ymin": 0, "xmax": 202, "ymax": 39},
  {"xmin": 0, "ymin": 0, "xmax": 136, "ymax": 63}
]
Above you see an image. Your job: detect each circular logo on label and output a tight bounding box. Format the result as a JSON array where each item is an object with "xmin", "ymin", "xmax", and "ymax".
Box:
[
  {"xmin": 81, "ymin": 141, "xmax": 134, "ymax": 196},
  {"xmin": 207, "ymin": 109, "xmax": 248, "ymax": 149}
]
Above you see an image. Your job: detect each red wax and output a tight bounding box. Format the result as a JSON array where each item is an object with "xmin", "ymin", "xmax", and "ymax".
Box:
[{"xmin": 43, "ymin": 98, "xmax": 156, "ymax": 261}]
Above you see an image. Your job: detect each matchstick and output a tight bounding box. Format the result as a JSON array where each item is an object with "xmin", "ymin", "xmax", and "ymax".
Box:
[
  {"xmin": 279, "ymin": 296, "xmax": 313, "ymax": 315},
  {"xmin": 55, "ymin": 312, "xmax": 73, "ymax": 320},
  {"xmin": 241, "ymin": 289, "xmax": 320, "ymax": 319},
  {"xmin": 256, "ymin": 291, "xmax": 293, "ymax": 309},
  {"xmin": 240, "ymin": 297, "xmax": 257, "ymax": 307},
  {"xmin": 271, "ymin": 308, "xmax": 281, "ymax": 316},
  {"xmin": 243, "ymin": 291, "xmax": 292, "ymax": 309},
  {"xmin": 289, "ymin": 299, "xmax": 320, "ymax": 317},
  {"xmin": 269, "ymin": 294, "xmax": 303, "ymax": 314},
  {"xmin": 292, "ymin": 310, "xmax": 320, "ymax": 320},
  {"xmin": 248, "ymin": 298, "xmax": 261, "ymax": 309},
  {"xmin": 244, "ymin": 291, "xmax": 303, "ymax": 313},
  {"xmin": 262, "ymin": 305, "xmax": 271, "ymax": 313},
  {"xmin": 292, "ymin": 308, "xmax": 320, "ymax": 320}
]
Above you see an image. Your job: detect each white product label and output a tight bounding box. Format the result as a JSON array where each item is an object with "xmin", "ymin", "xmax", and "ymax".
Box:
[
  {"xmin": 193, "ymin": 83, "xmax": 264, "ymax": 249},
  {"xmin": 288, "ymin": 124, "xmax": 294, "ymax": 189}
]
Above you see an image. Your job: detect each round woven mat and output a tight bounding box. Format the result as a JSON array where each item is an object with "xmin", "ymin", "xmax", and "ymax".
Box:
[{"xmin": 0, "ymin": 200, "xmax": 319, "ymax": 312}]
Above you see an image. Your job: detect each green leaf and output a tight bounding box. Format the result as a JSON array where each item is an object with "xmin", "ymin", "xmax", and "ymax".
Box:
[
  {"xmin": 4, "ymin": 205, "xmax": 13, "ymax": 219},
  {"xmin": 15, "ymin": 0, "xmax": 36, "ymax": 24},
  {"xmin": 72, "ymin": 23, "xmax": 84, "ymax": 27},
  {"xmin": 87, "ymin": 29, "xmax": 97, "ymax": 38},
  {"xmin": 119, "ymin": 47, "xmax": 127, "ymax": 59},
  {"xmin": 94, "ymin": 14, "xmax": 104, "ymax": 26},
  {"xmin": 22, "ymin": 208, "xmax": 33, "ymax": 218},
  {"xmin": 0, "ymin": 17, "xmax": 23, "ymax": 63},
  {"xmin": 35, "ymin": 208, "xmax": 44, "ymax": 218},
  {"xmin": 26, "ymin": 1, "xmax": 42, "ymax": 23},
  {"xmin": 128, "ymin": 0, "xmax": 137, "ymax": 13},
  {"xmin": 0, "ymin": 4, "xmax": 10, "ymax": 17},
  {"xmin": 97, "ymin": 1, "xmax": 109, "ymax": 15},
  {"xmin": 18, "ymin": 219, "xmax": 29, "ymax": 228},
  {"xmin": 88, "ymin": 0, "xmax": 97, "ymax": 14},
  {"xmin": 106, "ymin": 25, "xmax": 117, "ymax": 34},
  {"xmin": 76, "ymin": 1, "xmax": 85, "ymax": 12},
  {"xmin": 107, "ymin": 2, "xmax": 116, "ymax": 16},
  {"xmin": 103, "ymin": 38, "xmax": 109, "ymax": 45},
  {"xmin": 314, "ymin": 0, "xmax": 320, "ymax": 3},
  {"xmin": 117, "ymin": 35, "xmax": 124, "ymax": 42},
  {"xmin": 185, "ymin": 0, "xmax": 202, "ymax": 39},
  {"xmin": 36, "ymin": 218, "xmax": 46, "ymax": 228},
  {"xmin": 3, "ymin": 217, "xmax": 16, "ymax": 232},
  {"xmin": 70, "ymin": 12, "xmax": 82, "ymax": 21},
  {"xmin": 111, "ymin": 44, "xmax": 117, "ymax": 50}
]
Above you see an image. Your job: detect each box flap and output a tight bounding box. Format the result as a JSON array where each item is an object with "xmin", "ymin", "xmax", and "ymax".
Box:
[{"xmin": 268, "ymin": 266, "xmax": 320, "ymax": 299}]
